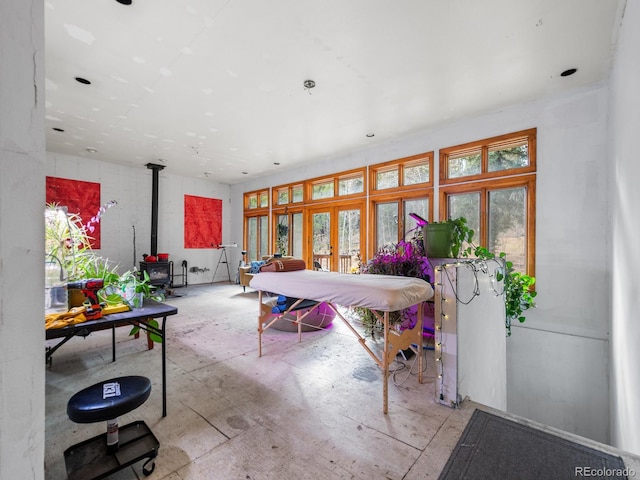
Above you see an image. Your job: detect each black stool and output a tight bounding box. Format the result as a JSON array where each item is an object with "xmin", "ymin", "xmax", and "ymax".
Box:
[{"xmin": 64, "ymin": 376, "xmax": 159, "ymax": 480}]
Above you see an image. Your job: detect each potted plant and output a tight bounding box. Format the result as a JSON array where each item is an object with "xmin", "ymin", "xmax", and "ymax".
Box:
[
  {"xmin": 45, "ymin": 202, "xmax": 122, "ymax": 309},
  {"xmin": 423, "ymin": 216, "xmax": 474, "ymax": 258},
  {"xmin": 393, "ymin": 215, "xmax": 537, "ymax": 336},
  {"xmin": 116, "ymin": 269, "xmax": 164, "ymax": 308},
  {"xmin": 357, "ymin": 234, "xmax": 432, "ymax": 336},
  {"xmin": 116, "ymin": 269, "xmax": 165, "ymax": 343}
]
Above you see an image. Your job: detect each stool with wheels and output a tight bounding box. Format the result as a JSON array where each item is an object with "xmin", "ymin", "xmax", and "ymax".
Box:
[{"xmin": 64, "ymin": 375, "xmax": 159, "ymax": 479}]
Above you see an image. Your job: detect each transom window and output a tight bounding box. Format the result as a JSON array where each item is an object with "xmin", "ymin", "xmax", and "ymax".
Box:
[
  {"xmin": 274, "ymin": 184, "xmax": 304, "ymax": 206},
  {"xmin": 245, "ymin": 190, "xmax": 269, "ymax": 210},
  {"xmin": 369, "ymin": 152, "xmax": 433, "ymax": 193},
  {"xmin": 307, "ymin": 168, "xmax": 365, "ymax": 202},
  {"xmin": 440, "ymin": 128, "xmax": 536, "ymax": 185}
]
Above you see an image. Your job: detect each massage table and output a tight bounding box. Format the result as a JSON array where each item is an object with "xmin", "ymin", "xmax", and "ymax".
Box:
[{"xmin": 250, "ymin": 270, "xmax": 434, "ymax": 413}]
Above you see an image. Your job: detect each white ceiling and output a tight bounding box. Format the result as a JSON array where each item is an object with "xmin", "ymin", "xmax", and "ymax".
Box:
[{"xmin": 44, "ymin": 0, "xmax": 625, "ymax": 185}]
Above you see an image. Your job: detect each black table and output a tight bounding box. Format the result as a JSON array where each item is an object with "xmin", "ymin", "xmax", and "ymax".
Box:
[{"xmin": 46, "ymin": 300, "xmax": 178, "ymax": 417}]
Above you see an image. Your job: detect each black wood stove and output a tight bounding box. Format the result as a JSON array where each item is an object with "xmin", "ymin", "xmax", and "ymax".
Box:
[{"xmin": 139, "ymin": 163, "xmax": 170, "ymax": 287}]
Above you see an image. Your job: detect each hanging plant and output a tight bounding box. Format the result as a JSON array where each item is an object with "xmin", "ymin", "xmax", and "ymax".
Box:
[{"xmin": 470, "ymin": 246, "xmax": 537, "ymax": 336}]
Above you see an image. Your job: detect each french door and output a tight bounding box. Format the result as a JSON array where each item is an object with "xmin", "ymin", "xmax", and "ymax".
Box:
[{"xmin": 307, "ymin": 202, "xmax": 364, "ymax": 273}]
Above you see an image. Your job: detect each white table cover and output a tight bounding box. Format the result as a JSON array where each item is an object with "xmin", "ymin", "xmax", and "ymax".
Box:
[{"xmin": 250, "ymin": 270, "xmax": 433, "ymax": 311}]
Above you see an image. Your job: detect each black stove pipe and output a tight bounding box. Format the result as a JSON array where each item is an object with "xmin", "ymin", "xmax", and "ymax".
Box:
[{"xmin": 146, "ymin": 163, "xmax": 165, "ymax": 256}]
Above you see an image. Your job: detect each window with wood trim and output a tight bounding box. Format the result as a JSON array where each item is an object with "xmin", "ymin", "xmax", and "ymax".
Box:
[
  {"xmin": 273, "ymin": 208, "xmax": 304, "ymax": 257},
  {"xmin": 306, "ymin": 168, "xmax": 366, "ymax": 203},
  {"xmin": 273, "ymin": 183, "xmax": 304, "ymax": 206},
  {"xmin": 369, "ymin": 191, "xmax": 433, "ymax": 257},
  {"xmin": 369, "ymin": 152, "xmax": 433, "ymax": 194},
  {"xmin": 245, "ymin": 189, "xmax": 269, "ymax": 210},
  {"xmin": 243, "ymin": 189, "xmax": 270, "ymax": 261},
  {"xmin": 439, "ymin": 129, "xmax": 536, "ymax": 276},
  {"xmin": 244, "ymin": 214, "xmax": 269, "ymax": 262},
  {"xmin": 439, "ymin": 128, "xmax": 536, "ymax": 185}
]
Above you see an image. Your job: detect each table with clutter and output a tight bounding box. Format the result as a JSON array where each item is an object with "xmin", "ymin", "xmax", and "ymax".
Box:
[{"xmin": 45, "ymin": 300, "xmax": 178, "ymax": 418}]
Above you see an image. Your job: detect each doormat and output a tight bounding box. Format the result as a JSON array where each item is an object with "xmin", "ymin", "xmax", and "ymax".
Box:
[{"xmin": 438, "ymin": 409, "xmax": 628, "ymax": 480}]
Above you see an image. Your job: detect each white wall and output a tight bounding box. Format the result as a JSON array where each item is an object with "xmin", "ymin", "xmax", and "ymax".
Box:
[
  {"xmin": 0, "ymin": 0, "xmax": 45, "ymax": 478},
  {"xmin": 231, "ymin": 83, "xmax": 615, "ymax": 445},
  {"xmin": 46, "ymin": 153, "xmax": 233, "ymax": 284},
  {"xmin": 610, "ymin": 0, "xmax": 640, "ymax": 455}
]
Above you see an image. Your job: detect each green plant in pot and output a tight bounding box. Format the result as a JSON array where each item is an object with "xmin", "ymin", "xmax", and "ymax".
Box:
[
  {"xmin": 117, "ymin": 269, "xmax": 165, "ymax": 343},
  {"xmin": 423, "ymin": 216, "xmax": 475, "ymax": 258},
  {"xmin": 426, "ymin": 216, "xmax": 536, "ymax": 335},
  {"xmin": 117, "ymin": 269, "xmax": 164, "ymax": 308},
  {"xmin": 45, "ymin": 201, "xmax": 122, "ymax": 310}
]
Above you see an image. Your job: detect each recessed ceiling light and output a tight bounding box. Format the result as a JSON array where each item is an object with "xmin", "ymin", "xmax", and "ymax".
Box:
[
  {"xmin": 366, "ymin": 133, "xmax": 375, "ymax": 138},
  {"xmin": 303, "ymin": 80, "xmax": 316, "ymax": 89},
  {"xmin": 52, "ymin": 127, "xmax": 65, "ymax": 132},
  {"xmin": 273, "ymin": 162, "xmax": 280, "ymax": 166},
  {"xmin": 242, "ymin": 171, "xmax": 248, "ymax": 175},
  {"xmin": 115, "ymin": 0, "xmax": 132, "ymax": 4},
  {"xmin": 560, "ymin": 68, "xmax": 577, "ymax": 77},
  {"xmin": 86, "ymin": 147, "xmax": 98, "ymax": 154},
  {"xmin": 75, "ymin": 77, "xmax": 91, "ymax": 85}
]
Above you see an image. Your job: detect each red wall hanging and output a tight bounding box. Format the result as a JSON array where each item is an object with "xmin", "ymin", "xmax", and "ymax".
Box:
[
  {"xmin": 184, "ymin": 194, "xmax": 222, "ymax": 248},
  {"xmin": 46, "ymin": 176, "xmax": 102, "ymax": 249}
]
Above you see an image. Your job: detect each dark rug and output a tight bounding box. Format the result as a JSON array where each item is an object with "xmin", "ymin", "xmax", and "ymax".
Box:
[{"xmin": 438, "ymin": 409, "xmax": 628, "ymax": 480}]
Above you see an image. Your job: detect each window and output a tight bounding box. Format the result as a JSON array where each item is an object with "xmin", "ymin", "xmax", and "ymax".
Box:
[
  {"xmin": 440, "ymin": 128, "xmax": 535, "ymax": 185},
  {"xmin": 439, "ymin": 129, "xmax": 536, "ymax": 276},
  {"xmin": 274, "ymin": 183, "xmax": 304, "ymax": 206},
  {"xmin": 245, "ymin": 214, "xmax": 269, "ymax": 261},
  {"xmin": 369, "ymin": 152, "xmax": 433, "ymax": 193},
  {"xmin": 370, "ymin": 192, "xmax": 432, "ymax": 255},
  {"xmin": 307, "ymin": 169, "xmax": 365, "ymax": 202},
  {"xmin": 369, "ymin": 153, "xmax": 434, "ymax": 257},
  {"xmin": 245, "ymin": 189, "xmax": 269, "ymax": 210},
  {"xmin": 272, "ymin": 208, "xmax": 303, "ymax": 257},
  {"xmin": 311, "ymin": 180, "xmax": 334, "ymax": 200},
  {"xmin": 375, "ymin": 202, "xmax": 398, "ymax": 251},
  {"xmin": 338, "ymin": 173, "xmax": 364, "ymax": 196},
  {"xmin": 244, "ymin": 189, "xmax": 270, "ymax": 261}
]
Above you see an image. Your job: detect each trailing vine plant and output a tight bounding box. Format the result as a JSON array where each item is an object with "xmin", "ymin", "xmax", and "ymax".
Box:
[{"xmin": 451, "ymin": 218, "xmax": 537, "ymax": 335}]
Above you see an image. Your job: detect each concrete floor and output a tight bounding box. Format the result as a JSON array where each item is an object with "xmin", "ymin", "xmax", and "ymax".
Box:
[{"xmin": 45, "ymin": 283, "xmax": 640, "ymax": 479}]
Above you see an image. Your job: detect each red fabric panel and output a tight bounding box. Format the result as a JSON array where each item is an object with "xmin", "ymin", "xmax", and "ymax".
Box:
[
  {"xmin": 184, "ymin": 194, "xmax": 222, "ymax": 248},
  {"xmin": 46, "ymin": 177, "xmax": 102, "ymax": 248}
]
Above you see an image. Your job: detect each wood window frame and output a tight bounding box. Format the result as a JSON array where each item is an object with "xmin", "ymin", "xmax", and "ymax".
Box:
[
  {"xmin": 439, "ymin": 174, "xmax": 536, "ymax": 278},
  {"xmin": 243, "ymin": 212, "xmax": 270, "ymax": 261},
  {"xmin": 244, "ymin": 189, "xmax": 270, "ymax": 211},
  {"xmin": 271, "ymin": 206, "xmax": 304, "ymax": 257},
  {"xmin": 368, "ymin": 151, "xmax": 434, "ymax": 196},
  {"xmin": 272, "ymin": 182, "xmax": 305, "ymax": 207},
  {"xmin": 368, "ymin": 190, "xmax": 434, "ymax": 260},
  {"xmin": 439, "ymin": 128, "xmax": 536, "ymax": 186},
  {"xmin": 305, "ymin": 167, "xmax": 366, "ymax": 204}
]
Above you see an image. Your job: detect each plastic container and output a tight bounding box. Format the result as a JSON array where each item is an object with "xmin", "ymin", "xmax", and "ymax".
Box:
[
  {"xmin": 145, "ymin": 256, "xmax": 157, "ymax": 262},
  {"xmin": 424, "ymin": 223, "xmax": 453, "ymax": 258},
  {"xmin": 157, "ymin": 253, "xmax": 169, "ymax": 262}
]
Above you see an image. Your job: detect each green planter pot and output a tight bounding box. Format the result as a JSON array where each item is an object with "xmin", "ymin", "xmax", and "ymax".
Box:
[{"xmin": 424, "ymin": 223, "xmax": 453, "ymax": 258}]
